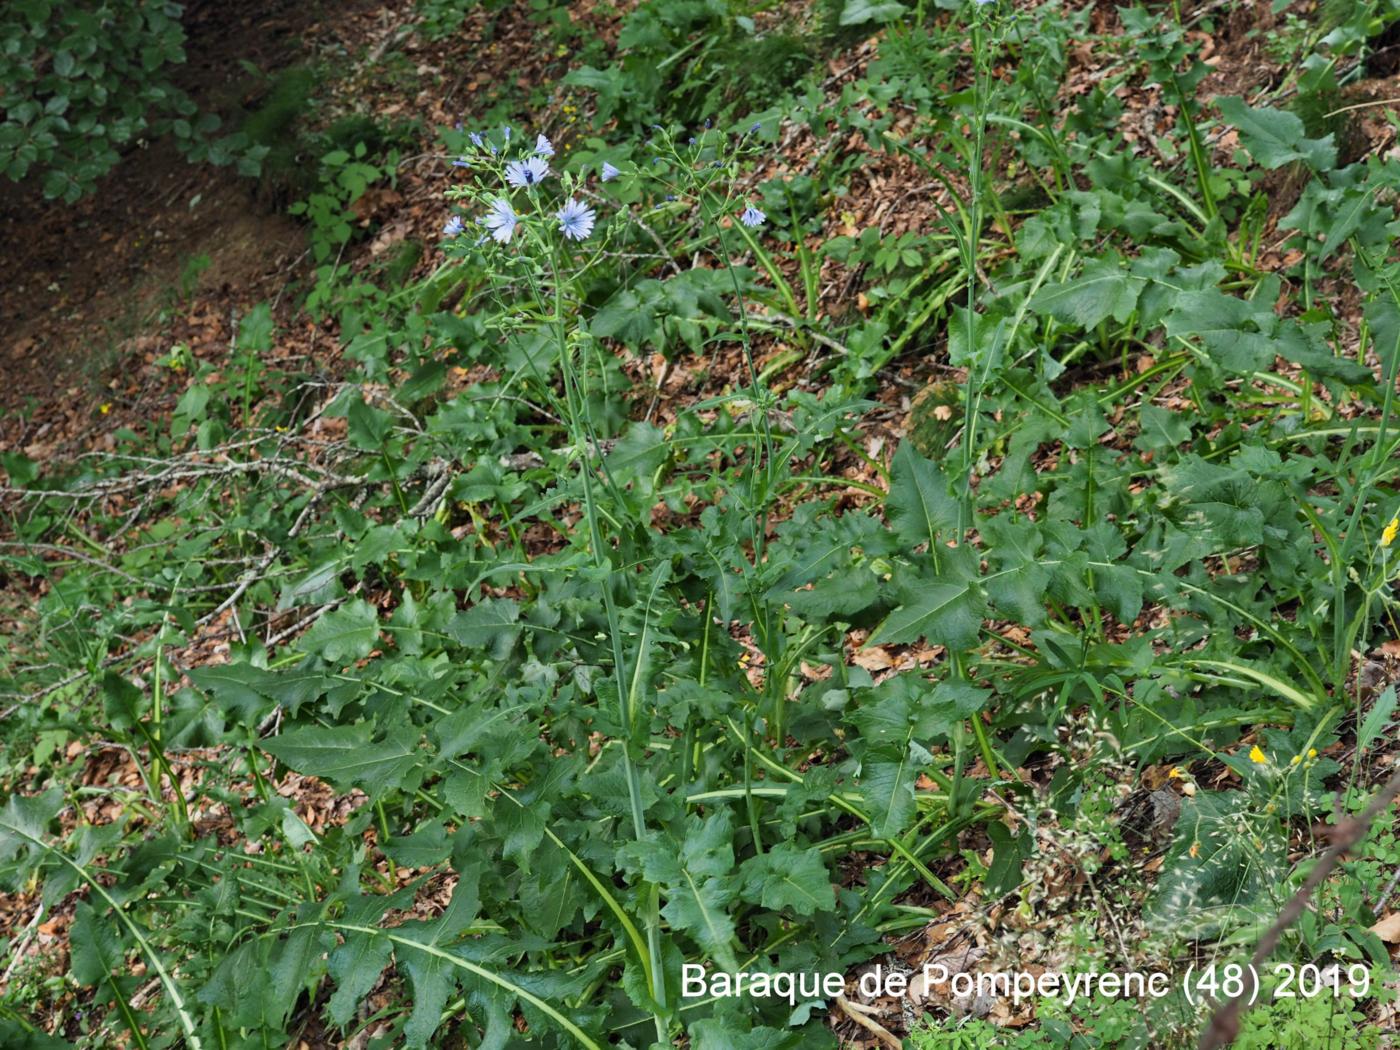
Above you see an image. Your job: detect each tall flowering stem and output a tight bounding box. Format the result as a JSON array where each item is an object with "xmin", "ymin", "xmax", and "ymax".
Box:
[
  {"xmin": 951, "ymin": 1, "xmax": 1002, "ymax": 780},
  {"xmin": 440, "ymin": 127, "xmax": 671, "ymax": 1038},
  {"xmin": 438, "ymin": 120, "xmax": 794, "ymax": 1025},
  {"xmin": 957, "ymin": 3, "xmax": 994, "ymax": 541},
  {"xmin": 548, "ymin": 253, "xmax": 671, "ymax": 1033}
]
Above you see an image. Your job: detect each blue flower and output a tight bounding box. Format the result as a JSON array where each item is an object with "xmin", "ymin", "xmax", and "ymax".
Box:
[
  {"xmin": 469, "ymin": 131, "xmax": 484, "ymax": 147},
  {"xmin": 443, "ymin": 215, "xmax": 466, "ymax": 237},
  {"xmin": 601, "ymin": 161, "xmax": 621, "ymax": 182},
  {"xmin": 749, "ymin": 121, "xmax": 761, "ymax": 133},
  {"xmin": 479, "ymin": 198, "xmax": 518, "ymax": 243},
  {"xmin": 503, "ymin": 125, "xmax": 512, "ymax": 142},
  {"xmin": 534, "ymin": 133, "xmax": 554, "ymax": 157},
  {"xmin": 505, "ymin": 156, "xmax": 550, "ymax": 188},
  {"xmin": 452, "ymin": 156, "xmax": 471, "ymax": 168},
  {"xmin": 740, "ymin": 205, "xmax": 766, "ymax": 228},
  {"xmin": 556, "ymin": 198, "xmax": 596, "ymax": 241}
]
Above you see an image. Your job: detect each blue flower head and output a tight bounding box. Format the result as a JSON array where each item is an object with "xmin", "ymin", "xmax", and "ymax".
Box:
[
  {"xmin": 556, "ymin": 199, "xmax": 596, "ymax": 241},
  {"xmin": 601, "ymin": 161, "xmax": 621, "ymax": 182},
  {"xmin": 469, "ymin": 131, "xmax": 484, "ymax": 148},
  {"xmin": 534, "ymin": 133, "xmax": 554, "ymax": 157},
  {"xmin": 503, "ymin": 125, "xmax": 512, "ymax": 142},
  {"xmin": 443, "ymin": 215, "xmax": 466, "ymax": 237},
  {"xmin": 740, "ymin": 205, "xmax": 766, "ymax": 228},
  {"xmin": 505, "ymin": 156, "xmax": 550, "ymax": 188},
  {"xmin": 480, "ymin": 198, "xmax": 518, "ymax": 244},
  {"xmin": 452, "ymin": 156, "xmax": 471, "ymax": 168}
]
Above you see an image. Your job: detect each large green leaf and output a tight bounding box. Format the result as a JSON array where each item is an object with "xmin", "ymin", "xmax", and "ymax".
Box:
[
  {"xmin": 839, "ymin": 0, "xmax": 906, "ymax": 24},
  {"xmin": 187, "ymin": 663, "xmax": 276, "ymax": 722},
  {"xmin": 261, "ymin": 723, "xmax": 419, "ymax": 792},
  {"xmin": 739, "ymin": 844, "xmax": 834, "ymax": 916},
  {"xmin": 868, "ymin": 574, "xmax": 984, "ymax": 649},
  {"xmin": 1216, "ymin": 96, "xmax": 1335, "ymax": 171},
  {"xmin": 1030, "ymin": 254, "xmax": 1144, "ymax": 329},
  {"xmin": 0, "ymin": 788, "xmax": 62, "ymax": 885},
  {"xmin": 267, "ymin": 924, "xmax": 329, "ymax": 1027},
  {"xmin": 326, "ymin": 931, "xmax": 393, "ymax": 1027},
  {"xmin": 449, "ymin": 598, "xmax": 521, "ymax": 659},
  {"xmin": 859, "ymin": 743, "xmax": 923, "ymax": 838},
  {"xmin": 68, "ymin": 901, "xmax": 125, "ymax": 987},
  {"xmin": 393, "ymin": 868, "xmax": 485, "ymax": 1047},
  {"xmin": 590, "ymin": 282, "xmax": 665, "ymax": 347},
  {"xmin": 297, "ymin": 599, "xmax": 380, "ymax": 663},
  {"xmin": 626, "ymin": 813, "xmax": 739, "ymax": 969},
  {"xmin": 886, "ymin": 442, "xmax": 956, "ymax": 549},
  {"xmin": 1164, "ymin": 288, "xmax": 1276, "ymax": 372},
  {"xmin": 604, "ymin": 422, "xmax": 669, "ymax": 491}
]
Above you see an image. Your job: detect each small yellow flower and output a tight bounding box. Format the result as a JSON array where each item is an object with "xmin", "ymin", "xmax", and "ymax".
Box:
[
  {"xmin": 99, "ymin": 403, "xmax": 111, "ymax": 415},
  {"xmin": 1168, "ymin": 766, "xmax": 1185, "ymax": 779},
  {"xmin": 274, "ymin": 425, "xmax": 288, "ymax": 433},
  {"xmin": 1307, "ymin": 748, "xmax": 1318, "ymax": 759},
  {"xmin": 1290, "ymin": 754, "xmax": 1301, "ymax": 766},
  {"xmin": 1248, "ymin": 745, "xmax": 1267, "ymax": 764},
  {"xmin": 1382, "ymin": 516, "xmax": 1399, "ymax": 548}
]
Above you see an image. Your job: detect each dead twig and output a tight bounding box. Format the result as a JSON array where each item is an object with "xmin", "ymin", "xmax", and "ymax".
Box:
[
  {"xmin": 0, "ymin": 902, "xmax": 44, "ymax": 990},
  {"xmin": 836, "ymin": 995, "xmax": 903, "ymax": 1050}
]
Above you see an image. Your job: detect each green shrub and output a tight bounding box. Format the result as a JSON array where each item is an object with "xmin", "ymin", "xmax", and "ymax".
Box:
[
  {"xmin": 0, "ymin": 0, "xmax": 199, "ymax": 199},
  {"xmin": 0, "ymin": 0, "xmax": 269, "ymax": 201}
]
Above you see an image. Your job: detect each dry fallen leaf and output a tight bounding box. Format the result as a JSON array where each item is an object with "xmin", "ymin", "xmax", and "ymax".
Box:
[
  {"xmin": 853, "ymin": 646, "xmax": 894, "ymax": 671},
  {"xmin": 1371, "ymin": 913, "xmax": 1400, "ymax": 942}
]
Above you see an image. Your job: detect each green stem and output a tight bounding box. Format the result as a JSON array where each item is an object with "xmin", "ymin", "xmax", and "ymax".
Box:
[{"xmin": 544, "ymin": 243, "xmax": 668, "ymax": 1038}]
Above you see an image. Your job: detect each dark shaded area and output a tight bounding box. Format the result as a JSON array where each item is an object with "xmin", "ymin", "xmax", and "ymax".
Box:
[
  {"xmin": 1363, "ymin": 14, "xmax": 1400, "ymax": 76},
  {"xmin": 0, "ymin": 0, "xmax": 341, "ymax": 413}
]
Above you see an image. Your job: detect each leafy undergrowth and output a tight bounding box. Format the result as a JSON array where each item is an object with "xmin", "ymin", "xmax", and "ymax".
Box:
[{"xmin": 3, "ymin": 0, "xmax": 1400, "ymax": 1048}]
